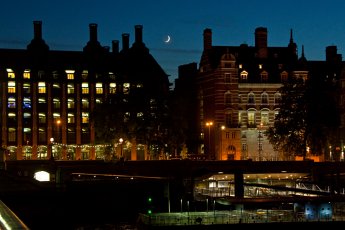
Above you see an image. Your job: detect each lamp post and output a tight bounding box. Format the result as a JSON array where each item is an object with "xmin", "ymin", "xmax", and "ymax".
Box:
[
  {"xmin": 258, "ymin": 123, "xmax": 263, "ymax": 161},
  {"xmin": 220, "ymin": 125, "xmax": 225, "ymax": 160},
  {"xmin": 206, "ymin": 121, "xmax": 213, "ymax": 158},
  {"xmin": 49, "ymin": 137, "xmax": 54, "ymax": 160},
  {"xmin": 119, "ymin": 138, "xmax": 124, "ymax": 159}
]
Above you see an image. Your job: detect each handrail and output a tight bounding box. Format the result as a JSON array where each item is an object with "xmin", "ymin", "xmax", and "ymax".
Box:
[{"xmin": 0, "ymin": 200, "xmax": 29, "ymax": 230}]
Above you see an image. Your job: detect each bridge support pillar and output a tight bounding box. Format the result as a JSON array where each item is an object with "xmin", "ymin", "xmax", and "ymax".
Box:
[{"xmin": 234, "ymin": 171, "xmax": 244, "ymax": 198}]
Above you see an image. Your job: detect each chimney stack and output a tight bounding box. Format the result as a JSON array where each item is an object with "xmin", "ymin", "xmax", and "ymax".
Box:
[
  {"xmin": 255, "ymin": 27, "xmax": 268, "ymax": 58},
  {"xmin": 112, "ymin": 40, "xmax": 119, "ymax": 53},
  {"xmin": 33, "ymin": 21, "xmax": 43, "ymax": 40},
  {"xmin": 135, "ymin": 25, "xmax": 143, "ymax": 43},
  {"xmin": 122, "ymin": 33, "xmax": 130, "ymax": 51},
  {"xmin": 203, "ymin": 28, "xmax": 212, "ymax": 51},
  {"xmin": 89, "ymin": 23, "xmax": 98, "ymax": 42}
]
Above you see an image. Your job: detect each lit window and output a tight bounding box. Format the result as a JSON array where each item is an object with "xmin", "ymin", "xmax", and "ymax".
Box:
[
  {"xmin": 261, "ymin": 111, "xmax": 269, "ymax": 125},
  {"xmin": 67, "ymin": 98, "xmax": 75, "ymax": 109},
  {"xmin": 124, "ymin": 112, "xmax": 130, "ymax": 122},
  {"xmin": 82, "ymin": 83, "xmax": 89, "ymax": 94},
  {"xmin": 259, "ymin": 64, "xmax": 263, "ymax": 69},
  {"xmin": 82, "ymin": 98, "xmax": 89, "ymax": 109},
  {"xmin": 68, "ymin": 113, "xmax": 75, "ymax": 123},
  {"xmin": 38, "ymin": 128, "xmax": 47, "ymax": 142},
  {"xmin": 38, "ymin": 82, "xmax": 46, "ymax": 94},
  {"xmin": 66, "ymin": 70, "xmax": 75, "ymax": 80},
  {"xmin": 38, "ymin": 113, "xmax": 46, "ymax": 123},
  {"xmin": 123, "ymin": 83, "xmax": 130, "ymax": 94},
  {"xmin": 248, "ymin": 111, "xmax": 255, "ymax": 125},
  {"xmin": 109, "ymin": 72, "xmax": 116, "ymax": 80},
  {"xmin": 95, "ymin": 98, "xmax": 102, "ymax": 104},
  {"xmin": 38, "ymin": 98, "xmax": 46, "ymax": 104},
  {"xmin": 8, "ymin": 112, "xmax": 16, "ymax": 118},
  {"xmin": 7, "ymin": 69, "xmax": 15, "ymax": 79},
  {"xmin": 53, "ymin": 98, "xmax": 60, "ymax": 109},
  {"xmin": 23, "ymin": 112, "xmax": 31, "ymax": 119},
  {"xmin": 67, "ymin": 84, "xmax": 75, "ymax": 94},
  {"xmin": 67, "ymin": 73, "xmax": 74, "ymax": 80},
  {"xmin": 82, "ymin": 112, "xmax": 89, "ymax": 123},
  {"xmin": 82, "ymin": 70, "xmax": 88, "ymax": 80},
  {"xmin": 109, "ymin": 83, "xmax": 116, "ymax": 94},
  {"xmin": 53, "ymin": 83, "xmax": 61, "ymax": 89},
  {"xmin": 8, "ymin": 81, "xmax": 16, "ymax": 93},
  {"xmin": 240, "ymin": 71, "xmax": 248, "ymax": 81},
  {"xmin": 23, "ymin": 70, "xmax": 30, "ymax": 79},
  {"xmin": 8, "ymin": 128, "xmax": 16, "ymax": 142},
  {"xmin": 239, "ymin": 64, "xmax": 243, "ymax": 69},
  {"xmin": 8, "ymin": 97, "xmax": 16, "ymax": 108},
  {"xmin": 23, "ymin": 83, "xmax": 30, "ymax": 94},
  {"xmin": 96, "ymin": 83, "xmax": 103, "ymax": 94},
  {"xmin": 23, "ymin": 97, "xmax": 31, "ymax": 109},
  {"xmin": 53, "ymin": 113, "xmax": 61, "ymax": 123}
]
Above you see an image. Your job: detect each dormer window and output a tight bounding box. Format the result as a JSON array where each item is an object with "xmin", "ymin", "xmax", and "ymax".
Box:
[
  {"xmin": 240, "ymin": 71, "xmax": 248, "ymax": 81},
  {"xmin": 281, "ymin": 71, "xmax": 288, "ymax": 82},
  {"xmin": 261, "ymin": 71, "xmax": 268, "ymax": 82}
]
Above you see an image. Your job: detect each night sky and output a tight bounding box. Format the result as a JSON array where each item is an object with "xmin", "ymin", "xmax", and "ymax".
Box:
[{"xmin": 1, "ymin": 0, "xmax": 345, "ymax": 86}]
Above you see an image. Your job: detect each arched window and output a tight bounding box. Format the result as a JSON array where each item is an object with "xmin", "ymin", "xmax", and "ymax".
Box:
[
  {"xmin": 274, "ymin": 93, "xmax": 282, "ymax": 105},
  {"xmin": 248, "ymin": 93, "xmax": 255, "ymax": 104},
  {"xmin": 225, "ymin": 91, "xmax": 231, "ymax": 106},
  {"xmin": 261, "ymin": 92, "xmax": 269, "ymax": 105}
]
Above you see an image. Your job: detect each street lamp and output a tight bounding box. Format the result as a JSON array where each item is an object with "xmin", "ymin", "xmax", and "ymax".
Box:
[
  {"xmin": 119, "ymin": 138, "xmax": 124, "ymax": 159},
  {"xmin": 206, "ymin": 121, "xmax": 213, "ymax": 158},
  {"xmin": 49, "ymin": 137, "xmax": 54, "ymax": 160},
  {"xmin": 220, "ymin": 125, "xmax": 225, "ymax": 160}
]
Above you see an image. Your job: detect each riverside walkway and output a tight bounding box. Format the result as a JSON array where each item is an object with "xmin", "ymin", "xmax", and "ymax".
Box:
[{"xmin": 138, "ymin": 208, "xmax": 345, "ymax": 227}]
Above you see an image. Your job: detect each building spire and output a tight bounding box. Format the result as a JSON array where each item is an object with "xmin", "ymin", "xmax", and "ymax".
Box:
[{"xmin": 290, "ymin": 29, "xmax": 294, "ymax": 43}]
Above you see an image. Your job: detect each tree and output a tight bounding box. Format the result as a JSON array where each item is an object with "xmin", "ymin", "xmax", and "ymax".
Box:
[
  {"xmin": 267, "ymin": 72, "xmax": 341, "ymax": 160},
  {"xmin": 266, "ymin": 76, "xmax": 308, "ymax": 159}
]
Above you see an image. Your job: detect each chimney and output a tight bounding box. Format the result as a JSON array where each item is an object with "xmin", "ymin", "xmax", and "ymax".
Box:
[
  {"xmin": 326, "ymin": 45, "xmax": 342, "ymax": 62},
  {"xmin": 122, "ymin": 33, "xmax": 130, "ymax": 51},
  {"xmin": 135, "ymin": 25, "xmax": 143, "ymax": 43},
  {"xmin": 33, "ymin": 21, "xmax": 43, "ymax": 40},
  {"xmin": 89, "ymin": 23, "xmax": 98, "ymax": 42},
  {"xmin": 203, "ymin": 28, "xmax": 212, "ymax": 50},
  {"xmin": 112, "ymin": 40, "xmax": 119, "ymax": 53},
  {"xmin": 255, "ymin": 27, "xmax": 268, "ymax": 58}
]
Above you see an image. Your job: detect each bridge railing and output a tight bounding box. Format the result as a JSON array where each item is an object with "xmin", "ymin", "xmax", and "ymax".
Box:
[{"xmin": 0, "ymin": 200, "xmax": 29, "ymax": 230}]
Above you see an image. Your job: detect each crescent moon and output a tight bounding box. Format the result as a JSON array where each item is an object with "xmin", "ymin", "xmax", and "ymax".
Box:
[{"xmin": 164, "ymin": 35, "xmax": 171, "ymax": 43}]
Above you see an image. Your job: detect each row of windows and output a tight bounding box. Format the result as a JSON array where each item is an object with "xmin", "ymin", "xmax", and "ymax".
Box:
[
  {"xmin": 225, "ymin": 71, "xmax": 308, "ymax": 83},
  {"xmin": 7, "ymin": 112, "xmax": 89, "ymax": 124},
  {"xmin": 224, "ymin": 92, "xmax": 282, "ymax": 105},
  {"xmin": 6, "ymin": 127, "xmax": 89, "ymax": 143},
  {"xmin": 215, "ymin": 110, "xmax": 276, "ymax": 128},
  {"xmin": 6, "ymin": 81, "xmax": 140, "ymax": 95},
  {"xmin": 8, "ymin": 97, "xmax": 92, "ymax": 109},
  {"xmin": 6, "ymin": 69, "xmax": 117, "ymax": 81}
]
